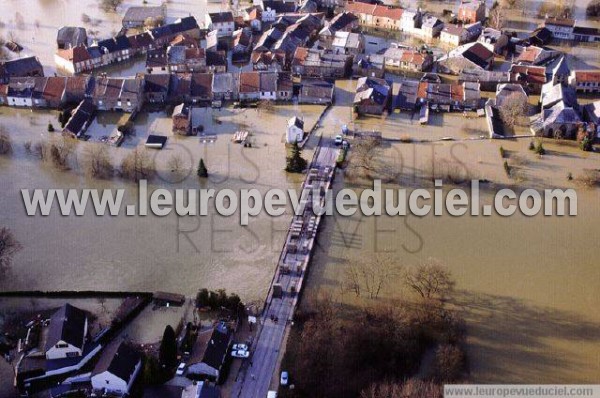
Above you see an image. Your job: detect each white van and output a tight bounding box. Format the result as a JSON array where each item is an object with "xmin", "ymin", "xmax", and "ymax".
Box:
[{"xmin": 267, "ymin": 391, "xmax": 278, "ymax": 398}]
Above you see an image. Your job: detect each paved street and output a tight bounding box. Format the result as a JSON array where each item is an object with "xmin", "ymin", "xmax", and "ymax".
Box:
[{"xmin": 232, "ymin": 136, "xmax": 339, "ymax": 398}]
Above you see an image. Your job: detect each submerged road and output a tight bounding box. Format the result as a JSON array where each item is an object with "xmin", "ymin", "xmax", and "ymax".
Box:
[{"xmin": 232, "ymin": 138, "xmax": 339, "ymax": 398}]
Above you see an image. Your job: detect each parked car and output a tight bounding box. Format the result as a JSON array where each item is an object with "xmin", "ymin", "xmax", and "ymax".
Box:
[
  {"xmin": 233, "ymin": 343, "xmax": 248, "ymax": 351},
  {"xmin": 267, "ymin": 391, "xmax": 278, "ymax": 398},
  {"xmin": 280, "ymin": 371, "xmax": 289, "ymax": 386},
  {"xmin": 334, "ymin": 135, "xmax": 343, "ymax": 146},
  {"xmin": 232, "ymin": 349, "xmax": 250, "ymax": 358},
  {"xmin": 176, "ymin": 362, "xmax": 186, "ymax": 376}
]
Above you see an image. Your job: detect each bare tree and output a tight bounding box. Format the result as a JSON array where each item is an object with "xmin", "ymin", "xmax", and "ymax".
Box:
[
  {"xmin": 348, "ymin": 136, "xmax": 381, "ymax": 178},
  {"xmin": 82, "ymin": 143, "xmax": 114, "ymax": 179},
  {"xmin": 121, "ymin": 148, "xmax": 155, "ymax": 182},
  {"xmin": 343, "ymin": 264, "xmax": 362, "ymax": 297},
  {"xmin": 488, "ymin": 6, "xmax": 504, "ymax": 30},
  {"xmin": 100, "ymin": 0, "xmax": 124, "ymax": 12},
  {"xmin": 0, "ymin": 127, "xmax": 12, "ymax": 155},
  {"xmin": 405, "ymin": 259, "xmax": 455, "ymax": 301},
  {"xmin": 14, "ymin": 12, "xmax": 25, "ymax": 30},
  {"xmin": 167, "ymin": 153, "xmax": 185, "ymax": 175},
  {"xmin": 0, "ymin": 227, "xmax": 22, "ymax": 279},
  {"xmin": 361, "ymin": 379, "xmax": 442, "ymax": 398},
  {"xmin": 49, "ymin": 136, "xmax": 78, "ymax": 169},
  {"xmin": 345, "ymin": 255, "xmax": 402, "ymax": 299},
  {"xmin": 499, "ymin": 92, "xmax": 528, "ymax": 129}
]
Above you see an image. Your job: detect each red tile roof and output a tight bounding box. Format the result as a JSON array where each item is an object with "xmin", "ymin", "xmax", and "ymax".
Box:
[
  {"xmin": 373, "ymin": 6, "xmax": 403, "ymax": 19},
  {"xmin": 575, "ymin": 70, "xmax": 600, "ymax": 83},
  {"xmin": 346, "ymin": 2, "xmax": 377, "ymax": 15}
]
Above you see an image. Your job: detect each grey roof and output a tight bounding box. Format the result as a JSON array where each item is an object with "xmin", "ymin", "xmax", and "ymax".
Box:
[
  {"xmin": 551, "ymin": 56, "xmax": 571, "ymax": 77},
  {"xmin": 543, "ymin": 102, "xmax": 581, "ymax": 125},
  {"xmin": 355, "ymin": 76, "xmax": 390, "ymax": 105},
  {"xmin": 208, "ymin": 12, "xmax": 234, "ymax": 24},
  {"xmin": 92, "ymin": 340, "xmax": 141, "ymax": 383},
  {"xmin": 45, "ymin": 304, "xmax": 87, "ymax": 352},
  {"xmin": 212, "ymin": 73, "xmax": 235, "ymax": 93},
  {"xmin": 495, "ymin": 83, "xmax": 527, "ymax": 106},
  {"xmin": 583, "ymin": 101, "xmax": 600, "ymax": 123},
  {"xmin": 123, "ymin": 5, "xmax": 165, "ymax": 23},
  {"xmin": 57, "ymin": 27, "xmax": 88, "ymax": 48},
  {"xmin": 392, "ymin": 79, "xmax": 419, "ymax": 110},
  {"xmin": 540, "ymin": 82, "xmax": 577, "ymax": 109},
  {"xmin": 201, "ymin": 323, "xmax": 232, "ymax": 371},
  {"xmin": 289, "ymin": 116, "xmax": 304, "ymax": 129},
  {"xmin": 167, "ymin": 45, "xmax": 187, "ymax": 64},
  {"xmin": 422, "ymin": 15, "xmax": 443, "ymax": 29},
  {"xmin": 3, "ymin": 57, "xmax": 43, "ymax": 77},
  {"xmin": 260, "ymin": 71, "xmax": 278, "ymax": 92}
]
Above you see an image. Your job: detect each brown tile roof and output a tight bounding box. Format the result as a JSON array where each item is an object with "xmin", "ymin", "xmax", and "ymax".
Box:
[
  {"xmin": 170, "ymin": 33, "xmax": 198, "ymax": 48},
  {"xmin": 65, "ymin": 76, "xmax": 89, "ymax": 96},
  {"xmin": 443, "ymin": 24, "xmax": 465, "ymax": 36},
  {"xmin": 516, "ymin": 46, "xmax": 541, "ymax": 64},
  {"xmin": 239, "ymin": 71, "xmax": 261, "ymax": 93},
  {"xmin": 57, "ymin": 45, "xmax": 90, "ymax": 63},
  {"xmin": 545, "ymin": 17, "xmax": 575, "ymax": 27},
  {"xmin": 42, "ymin": 77, "xmax": 67, "ymax": 101},
  {"xmin": 292, "ymin": 47, "xmax": 309, "ymax": 63},
  {"xmin": 451, "ymin": 83, "xmax": 464, "ymax": 101}
]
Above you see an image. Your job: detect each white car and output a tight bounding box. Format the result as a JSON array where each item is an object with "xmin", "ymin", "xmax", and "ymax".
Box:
[
  {"xmin": 232, "ymin": 343, "xmax": 248, "ymax": 351},
  {"xmin": 280, "ymin": 371, "xmax": 289, "ymax": 386},
  {"xmin": 176, "ymin": 362, "xmax": 186, "ymax": 376},
  {"xmin": 334, "ymin": 135, "xmax": 343, "ymax": 146},
  {"xmin": 231, "ymin": 349, "xmax": 250, "ymax": 358}
]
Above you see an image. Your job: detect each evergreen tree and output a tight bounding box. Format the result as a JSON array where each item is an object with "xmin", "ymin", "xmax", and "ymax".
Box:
[
  {"xmin": 159, "ymin": 325, "xmax": 177, "ymax": 369},
  {"xmin": 285, "ymin": 142, "xmax": 307, "ymax": 173},
  {"xmin": 47, "ymin": 123, "xmax": 55, "ymax": 132},
  {"xmin": 197, "ymin": 158, "xmax": 208, "ymax": 177}
]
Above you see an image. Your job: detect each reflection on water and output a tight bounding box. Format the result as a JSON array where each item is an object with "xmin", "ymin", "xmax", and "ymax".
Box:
[{"xmin": 307, "ymin": 179, "xmax": 600, "ymax": 383}]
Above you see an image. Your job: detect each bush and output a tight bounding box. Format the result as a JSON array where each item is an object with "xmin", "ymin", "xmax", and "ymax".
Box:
[
  {"xmin": 285, "ymin": 141, "xmax": 307, "ymax": 173},
  {"xmin": 47, "ymin": 123, "xmax": 55, "ymax": 132},
  {"xmin": 0, "ymin": 130, "xmax": 12, "ymax": 155},
  {"xmin": 117, "ymin": 121, "xmax": 134, "ymax": 135},
  {"xmin": 534, "ymin": 141, "xmax": 546, "ymax": 155},
  {"xmin": 580, "ymin": 136, "xmax": 593, "ymax": 152},
  {"xmin": 82, "ymin": 144, "xmax": 114, "ymax": 179},
  {"xmin": 196, "ymin": 288, "xmax": 243, "ymax": 313},
  {"xmin": 587, "ymin": 0, "xmax": 600, "ymax": 17},
  {"xmin": 197, "ymin": 158, "xmax": 208, "ymax": 178},
  {"xmin": 499, "ymin": 146, "xmax": 506, "ymax": 158},
  {"xmin": 158, "ymin": 325, "xmax": 177, "ymax": 370},
  {"xmin": 528, "ymin": 140, "xmax": 535, "ymax": 151},
  {"xmin": 503, "ymin": 160, "xmax": 511, "ymax": 176}
]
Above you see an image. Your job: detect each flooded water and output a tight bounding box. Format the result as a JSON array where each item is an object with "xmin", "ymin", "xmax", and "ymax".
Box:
[
  {"xmin": 0, "ymin": 104, "xmax": 325, "ymax": 301},
  {"xmin": 0, "ymin": 0, "xmax": 600, "ymax": 387}
]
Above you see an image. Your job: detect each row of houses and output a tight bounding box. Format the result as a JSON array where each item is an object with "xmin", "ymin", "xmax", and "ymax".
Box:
[
  {"xmin": 544, "ymin": 17, "xmax": 600, "ymax": 42},
  {"xmin": 354, "ymin": 75, "xmax": 483, "ymax": 115},
  {"xmin": 0, "ymin": 75, "xmax": 144, "ymax": 112},
  {"xmin": 344, "ymin": 2, "xmax": 484, "ymax": 46},
  {"xmin": 54, "ymin": 16, "xmax": 201, "ymax": 74},
  {"xmin": 0, "ymin": 70, "xmax": 335, "ymax": 113},
  {"xmin": 146, "ymin": 46, "xmax": 227, "ymax": 74}
]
